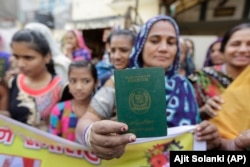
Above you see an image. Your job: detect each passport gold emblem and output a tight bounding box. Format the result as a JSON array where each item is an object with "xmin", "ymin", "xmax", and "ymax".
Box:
[{"xmin": 129, "ymin": 88, "xmax": 151, "ymax": 114}]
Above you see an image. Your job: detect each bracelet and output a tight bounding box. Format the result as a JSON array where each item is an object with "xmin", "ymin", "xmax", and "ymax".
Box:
[
  {"xmin": 82, "ymin": 124, "xmax": 93, "ymax": 149},
  {"xmin": 85, "ymin": 124, "xmax": 93, "ymax": 148}
]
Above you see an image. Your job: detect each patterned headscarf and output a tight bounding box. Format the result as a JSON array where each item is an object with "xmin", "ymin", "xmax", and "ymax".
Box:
[{"xmin": 129, "ymin": 15, "xmax": 200, "ymax": 127}]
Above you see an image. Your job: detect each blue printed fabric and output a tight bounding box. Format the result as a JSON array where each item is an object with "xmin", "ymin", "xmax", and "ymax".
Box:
[{"xmin": 129, "ymin": 15, "xmax": 200, "ymax": 127}]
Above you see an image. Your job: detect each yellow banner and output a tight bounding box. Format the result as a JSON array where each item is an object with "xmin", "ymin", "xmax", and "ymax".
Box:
[{"xmin": 0, "ymin": 115, "xmax": 205, "ymax": 167}]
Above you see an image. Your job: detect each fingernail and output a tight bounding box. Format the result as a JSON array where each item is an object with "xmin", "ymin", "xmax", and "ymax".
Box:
[
  {"xmin": 194, "ymin": 135, "xmax": 201, "ymax": 140},
  {"xmin": 129, "ymin": 135, "xmax": 136, "ymax": 142},
  {"xmin": 121, "ymin": 126, "xmax": 127, "ymax": 132},
  {"xmin": 197, "ymin": 132, "xmax": 202, "ymax": 136}
]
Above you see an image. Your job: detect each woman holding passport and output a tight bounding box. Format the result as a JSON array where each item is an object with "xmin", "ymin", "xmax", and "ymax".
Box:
[{"xmin": 76, "ymin": 15, "xmax": 220, "ymax": 159}]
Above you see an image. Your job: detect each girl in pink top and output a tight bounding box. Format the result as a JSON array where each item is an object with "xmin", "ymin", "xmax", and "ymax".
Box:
[
  {"xmin": 49, "ymin": 60, "xmax": 98, "ymax": 142},
  {"xmin": 8, "ymin": 29, "xmax": 71, "ymax": 131}
]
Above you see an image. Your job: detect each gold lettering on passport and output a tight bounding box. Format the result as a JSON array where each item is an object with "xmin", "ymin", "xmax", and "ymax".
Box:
[
  {"xmin": 126, "ymin": 75, "xmax": 150, "ymax": 83},
  {"xmin": 129, "ymin": 119, "xmax": 155, "ymax": 133},
  {"xmin": 129, "ymin": 119, "xmax": 154, "ymax": 126}
]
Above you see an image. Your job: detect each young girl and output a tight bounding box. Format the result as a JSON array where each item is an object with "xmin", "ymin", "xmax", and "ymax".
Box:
[
  {"xmin": 25, "ymin": 22, "xmax": 71, "ymax": 81},
  {"xmin": 49, "ymin": 60, "xmax": 98, "ymax": 142},
  {"xmin": 8, "ymin": 29, "xmax": 71, "ymax": 131}
]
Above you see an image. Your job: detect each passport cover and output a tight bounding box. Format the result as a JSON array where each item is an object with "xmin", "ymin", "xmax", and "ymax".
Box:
[{"xmin": 114, "ymin": 67, "xmax": 167, "ymax": 138}]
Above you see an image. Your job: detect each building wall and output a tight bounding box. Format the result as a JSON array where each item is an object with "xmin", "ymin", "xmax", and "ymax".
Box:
[
  {"xmin": 72, "ymin": 0, "xmax": 115, "ymax": 21},
  {"xmin": 176, "ymin": 0, "xmax": 248, "ymax": 35},
  {"xmin": 137, "ymin": 0, "xmax": 159, "ymax": 22},
  {"xmin": 109, "ymin": 0, "xmax": 159, "ymax": 23},
  {"xmin": 176, "ymin": 0, "xmax": 245, "ymax": 22},
  {"xmin": 72, "ymin": 0, "xmax": 159, "ymax": 27}
]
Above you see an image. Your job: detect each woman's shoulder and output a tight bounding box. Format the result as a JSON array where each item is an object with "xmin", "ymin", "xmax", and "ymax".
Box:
[
  {"xmin": 187, "ymin": 66, "xmax": 219, "ymax": 82},
  {"xmin": 201, "ymin": 65, "xmax": 223, "ymax": 74},
  {"xmin": 166, "ymin": 74, "xmax": 194, "ymax": 89},
  {"xmin": 170, "ymin": 74, "xmax": 189, "ymax": 82},
  {"xmin": 52, "ymin": 75, "xmax": 67, "ymax": 85},
  {"xmin": 103, "ymin": 75, "xmax": 115, "ymax": 88},
  {"xmin": 44, "ymin": 75, "xmax": 68, "ymax": 96},
  {"xmin": 74, "ymin": 48, "xmax": 90, "ymax": 55},
  {"xmin": 73, "ymin": 48, "xmax": 91, "ymax": 61}
]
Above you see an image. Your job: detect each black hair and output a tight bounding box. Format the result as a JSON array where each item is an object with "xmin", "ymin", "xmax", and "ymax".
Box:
[
  {"xmin": 110, "ymin": 29, "xmax": 137, "ymax": 46},
  {"xmin": 220, "ymin": 23, "xmax": 250, "ymax": 53},
  {"xmin": 68, "ymin": 60, "xmax": 98, "ymax": 83},
  {"xmin": 11, "ymin": 29, "xmax": 56, "ymax": 75}
]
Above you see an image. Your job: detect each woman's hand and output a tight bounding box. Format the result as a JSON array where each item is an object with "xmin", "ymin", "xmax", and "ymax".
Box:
[
  {"xmin": 201, "ymin": 96, "xmax": 224, "ymax": 118},
  {"xmin": 233, "ymin": 130, "xmax": 250, "ymax": 150},
  {"xmin": 87, "ymin": 120, "xmax": 136, "ymax": 160},
  {"xmin": 195, "ymin": 120, "xmax": 221, "ymax": 150}
]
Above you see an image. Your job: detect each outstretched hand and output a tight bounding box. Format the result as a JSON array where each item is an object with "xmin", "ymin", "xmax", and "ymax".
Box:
[{"xmin": 88, "ymin": 120, "xmax": 136, "ymax": 160}]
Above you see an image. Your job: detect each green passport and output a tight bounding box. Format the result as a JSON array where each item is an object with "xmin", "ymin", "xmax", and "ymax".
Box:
[{"xmin": 114, "ymin": 67, "xmax": 167, "ymax": 138}]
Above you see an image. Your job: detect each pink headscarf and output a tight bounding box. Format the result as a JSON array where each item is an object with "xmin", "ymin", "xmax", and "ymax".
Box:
[{"xmin": 72, "ymin": 30, "xmax": 91, "ymax": 52}]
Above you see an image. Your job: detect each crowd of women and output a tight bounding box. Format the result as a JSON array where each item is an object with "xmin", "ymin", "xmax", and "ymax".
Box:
[{"xmin": 0, "ymin": 14, "xmax": 250, "ymax": 161}]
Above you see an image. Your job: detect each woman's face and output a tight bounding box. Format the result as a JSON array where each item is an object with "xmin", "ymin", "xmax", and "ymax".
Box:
[
  {"xmin": 142, "ymin": 21, "xmax": 177, "ymax": 71},
  {"xmin": 224, "ymin": 28, "xmax": 250, "ymax": 68},
  {"xmin": 110, "ymin": 35, "xmax": 133, "ymax": 69},
  {"xmin": 64, "ymin": 31, "xmax": 78, "ymax": 49},
  {"xmin": 11, "ymin": 42, "xmax": 50, "ymax": 78},
  {"xmin": 210, "ymin": 42, "xmax": 224, "ymax": 65}
]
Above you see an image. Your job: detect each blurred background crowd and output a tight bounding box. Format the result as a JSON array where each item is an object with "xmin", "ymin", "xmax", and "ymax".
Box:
[{"xmin": 0, "ymin": 0, "xmax": 249, "ymax": 68}]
